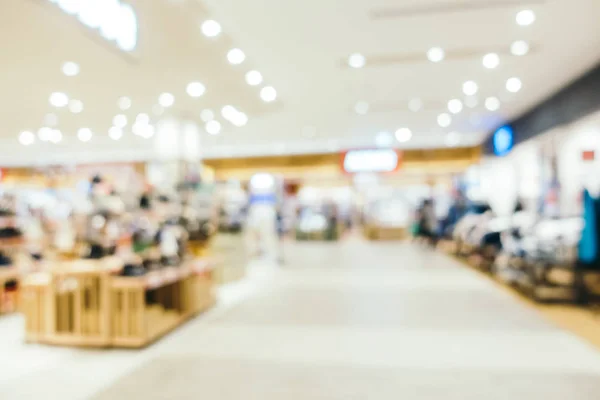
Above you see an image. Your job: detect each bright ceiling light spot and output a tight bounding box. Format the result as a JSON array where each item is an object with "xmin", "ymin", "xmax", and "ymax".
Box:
[
  {"xmin": 511, "ymin": 40, "xmax": 530, "ymax": 56},
  {"xmin": 201, "ymin": 20, "xmax": 221, "ymax": 37},
  {"xmin": 462, "ymin": 80, "xmax": 478, "ymax": 96},
  {"xmin": 245, "ymin": 70, "xmax": 263, "ymax": 86},
  {"xmin": 516, "ymin": 9, "xmax": 536, "ymax": 26},
  {"xmin": 227, "ymin": 48, "xmax": 246, "ymax": 65},
  {"xmin": 395, "ymin": 128, "xmax": 412, "ymax": 143},
  {"xmin": 482, "ymin": 53, "xmax": 500, "ymax": 69},
  {"xmin": 62, "ymin": 61, "xmax": 80, "ymax": 77},
  {"xmin": 115, "ymin": 3, "xmax": 138, "ymax": 52},
  {"xmin": 44, "ymin": 113, "xmax": 58, "ymax": 127},
  {"xmin": 69, "ymin": 99, "xmax": 83, "ymax": 114},
  {"xmin": 78, "ymin": 0, "xmax": 103, "ymax": 28},
  {"xmin": 186, "ymin": 81, "xmax": 206, "ymax": 98},
  {"xmin": 221, "ymin": 105, "xmax": 237, "ymax": 120},
  {"xmin": 408, "ymin": 98, "xmax": 423, "ymax": 112},
  {"xmin": 348, "ymin": 53, "xmax": 366, "ymax": 68},
  {"xmin": 118, "ymin": 96, "xmax": 132, "ymax": 110},
  {"xmin": 113, "ymin": 114, "xmax": 128, "ymax": 128},
  {"xmin": 109, "ymin": 126, "xmax": 123, "ymax": 140},
  {"xmin": 375, "ymin": 131, "xmax": 393, "ymax": 147},
  {"xmin": 38, "ymin": 127, "xmax": 52, "ymax": 142},
  {"xmin": 427, "ymin": 47, "xmax": 445, "ymax": 63},
  {"xmin": 49, "ymin": 129, "xmax": 62, "ymax": 143},
  {"xmin": 465, "ymin": 96, "xmax": 478, "ymax": 108},
  {"xmin": 485, "ymin": 96, "xmax": 501, "ymax": 111},
  {"xmin": 446, "ymin": 132, "xmax": 461, "ymax": 147},
  {"xmin": 133, "ymin": 123, "xmax": 154, "ymax": 139},
  {"xmin": 205, "ymin": 120, "xmax": 221, "ymax": 135},
  {"xmin": 354, "ymin": 101, "xmax": 369, "ymax": 115},
  {"xmin": 77, "ymin": 127, "xmax": 93, "ymax": 142},
  {"xmin": 260, "ymin": 86, "xmax": 277, "ymax": 102},
  {"xmin": 448, "ymin": 99, "xmax": 463, "ymax": 114},
  {"xmin": 99, "ymin": 0, "xmax": 122, "ymax": 40},
  {"xmin": 158, "ymin": 92, "xmax": 175, "ymax": 107},
  {"xmin": 57, "ymin": 0, "xmax": 80, "ymax": 15},
  {"xmin": 136, "ymin": 113, "xmax": 150, "ymax": 124},
  {"xmin": 231, "ymin": 112, "xmax": 248, "ymax": 127},
  {"xmin": 506, "ymin": 77, "xmax": 523, "ymax": 93},
  {"xmin": 19, "ymin": 131, "xmax": 35, "ymax": 146},
  {"xmin": 437, "ymin": 113, "xmax": 452, "ymax": 128},
  {"xmin": 200, "ymin": 109, "xmax": 214, "ymax": 122},
  {"xmin": 49, "ymin": 92, "xmax": 69, "ymax": 108}
]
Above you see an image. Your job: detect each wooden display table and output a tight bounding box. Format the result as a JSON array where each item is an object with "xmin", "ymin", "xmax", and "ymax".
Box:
[
  {"xmin": 20, "ymin": 258, "xmax": 215, "ymax": 348},
  {"xmin": 0, "ymin": 267, "xmax": 19, "ymax": 314},
  {"xmin": 364, "ymin": 225, "xmax": 407, "ymax": 241}
]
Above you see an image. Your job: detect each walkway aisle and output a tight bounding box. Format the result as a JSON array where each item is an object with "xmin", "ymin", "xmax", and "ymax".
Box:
[{"xmin": 3, "ymin": 239, "xmax": 600, "ymax": 399}]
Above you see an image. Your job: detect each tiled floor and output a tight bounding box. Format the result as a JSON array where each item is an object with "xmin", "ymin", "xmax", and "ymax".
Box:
[{"xmin": 2, "ymin": 238, "xmax": 600, "ymax": 399}]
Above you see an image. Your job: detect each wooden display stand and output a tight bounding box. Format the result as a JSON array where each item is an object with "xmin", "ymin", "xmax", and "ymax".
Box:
[
  {"xmin": 364, "ymin": 224, "xmax": 407, "ymax": 241},
  {"xmin": 0, "ymin": 267, "xmax": 19, "ymax": 314},
  {"xmin": 20, "ymin": 258, "xmax": 215, "ymax": 348}
]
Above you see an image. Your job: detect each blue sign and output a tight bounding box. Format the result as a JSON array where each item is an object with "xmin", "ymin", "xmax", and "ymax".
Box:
[{"xmin": 493, "ymin": 125, "xmax": 514, "ymax": 156}]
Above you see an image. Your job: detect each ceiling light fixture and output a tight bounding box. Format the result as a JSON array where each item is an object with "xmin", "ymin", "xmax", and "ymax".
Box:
[
  {"xmin": 462, "ymin": 80, "xmax": 478, "ymax": 96},
  {"xmin": 38, "ymin": 127, "xmax": 52, "ymax": 142},
  {"xmin": 49, "ymin": 92, "xmax": 69, "ymax": 108},
  {"xmin": 354, "ymin": 101, "xmax": 369, "ymax": 115},
  {"xmin": 201, "ymin": 20, "xmax": 221, "ymax": 37},
  {"xmin": 118, "ymin": 96, "xmax": 132, "ymax": 110},
  {"xmin": 506, "ymin": 77, "xmax": 523, "ymax": 93},
  {"xmin": 205, "ymin": 120, "xmax": 221, "ymax": 135},
  {"xmin": 375, "ymin": 131, "xmax": 393, "ymax": 147},
  {"xmin": 511, "ymin": 40, "xmax": 530, "ymax": 56},
  {"xmin": 136, "ymin": 113, "xmax": 150, "ymax": 124},
  {"xmin": 77, "ymin": 127, "xmax": 93, "ymax": 142},
  {"xmin": 221, "ymin": 105, "xmax": 238, "ymax": 120},
  {"xmin": 49, "ymin": 129, "xmax": 62, "ymax": 144},
  {"xmin": 19, "ymin": 131, "xmax": 35, "ymax": 146},
  {"xmin": 395, "ymin": 128, "xmax": 412, "ymax": 143},
  {"xmin": 186, "ymin": 81, "xmax": 206, "ymax": 98},
  {"xmin": 69, "ymin": 99, "xmax": 83, "ymax": 114},
  {"xmin": 348, "ymin": 53, "xmax": 366, "ymax": 68},
  {"xmin": 516, "ymin": 9, "xmax": 536, "ymax": 26},
  {"xmin": 482, "ymin": 53, "xmax": 500, "ymax": 69},
  {"xmin": 427, "ymin": 47, "xmax": 445, "ymax": 63},
  {"xmin": 260, "ymin": 86, "xmax": 277, "ymax": 102},
  {"xmin": 109, "ymin": 126, "xmax": 123, "ymax": 140},
  {"xmin": 158, "ymin": 92, "xmax": 175, "ymax": 107},
  {"xmin": 231, "ymin": 112, "xmax": 248, "ymax": 127},
  {"xmin": 485, "ymin": 96, "xmax": 501, "ymax": 111},
  {"xmin": 245, "ymin": 70, "xmax": 263, "ymax": 86},
  {"xmin": 200, "ymin": 109, "xmax": 214, "ymax": 122},
  {"xmin": 113, "ymin": 114, "xmax": 128, "ymax": 128},
  {"xmin": 62, "ymin": 61, "xmax": 80, "ymax": 77},
  {"xmin": 408, "ymin": 98, "xmax": 423, "ymax": 112},
  {"xmin": 227, "ymin": 48, "xmax": 246, "ymax": 65},
  {"xmin": 437, "ymin": 113, "xmax": 452, "ymax": 128},
  {"xmin": 448, "ymin": 99, "xmax": 463, "ymax": 114}
]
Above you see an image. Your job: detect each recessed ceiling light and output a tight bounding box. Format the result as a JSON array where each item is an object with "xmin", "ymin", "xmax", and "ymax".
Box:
[
  {"xmin": 408, "ymin": 98, "xmax": 423, "ymax": 112},
  {"xmin": 375, "ymin": 131, "xmax": 393, "ymax": 147},
  {"xmin": 511, "ymin": 40, "xmax": 530, "ymax": 56},
  {"xmin": 245, "ymin": 70, "xmax": 263, "ymax": 86},
  {"xmin": 44, "ymin": 113, "xmax": 58, "ymax": 127},
  {"xmin": 152, "ymin": 105, "xmax": 164, "ymax": 116},
  {"xmin": 118, "ymin": 96, "xmax": 132, "ymax": 110},
  {"xmin": 465, "ymin": 96, "xmax": 478, "ymax": 108},
  {"xmin": 62, "ymin": 61, "xmax": 80, "ymax": 77},
  {"xmin": 49, "ymin": 92, "xmax": 69, "ymax": 108},
  {"xmin": 77, "ymin": 127, "xmax": 93, "ymax": 142},
  {"xmin": 395, "ymin": 128, "xmax": 412, "ymax": 143},
  {"xmin": 38, "ymin": 127, "xmax": 52, "ymax": 142},
  {"xmin": 446, "ymin": 132, "xmax": 461, "ymax": 147},
  {"xmin": 205, "ymin": 120, "xmax": 221, "ymax": 135},
  {"xmin": 132, "ymin": 122, "xmax": 153, "ymax": 138},
  {"xmin": 113, "ymin": 114, "xmax": 128, "ymax": 128},
  {"xmin": 19, "ymin": 131, "xmax": 35, "ymax": 146},
  {"xmin": 485, "ymin": 96, "xmax": 501, "ymax": 111},
  {"xmin": 49, "ymin": 129, "xmax": 62, "ymax": 144},
  {"xmin": 136, "ymin": 113, "xmax": 150, "ymax": 124},
  {"xmin": 506, "ymin": 77, "xmax": 522, "ymax": 93},
  {"xmin": 348, "ymin": 53, "xmax": 366, "ymax": 68},
  {"xmin": 231, "ymin": 112, "xmax": 248, "ymax": 127},
  {"xmin": 462, "ymin": 80, "xmax": 478, "ymax": 96},
  {"xmin": 227, "ymin": 48, "xmax": 246, "ymax": 65},
  {"xmin": 186, "ymin": 81, "xmax": 206, "ymax": 98},
  {"xmin": 482, "ymin": 53, "xmax": 500, "ymax": 69},
  {"xmin": 109, "ymin": 126, "xmax": 123, "ymax": 140},
  {"xmin": 57, "ymin": 0, "xmax": 79, "ymax": 15},
  {"xmin": 68, "ymin": 99, "xmax": 83, "ymax": 114},
  {"xmin": 516, "ymin": 9, "xmax": 536, "ymax": 26},
  {"xmin": 427, "ymin": 47, "xmax": 445, "ymax": 63},
  {"xmin": 158, "ymin": 92, "xmax": 175, "ymax": 107},
  {"xmin": 201, "ymin": 20, "xmax": 221, "ymax": 37},
  {"xmin": 221, "ymin": 105, "xmax": 238, "ymax": 120},
  {"xmin": 260, "ymin": 86, "xmax": 277, "ymax": 102},
  {"xmin": 437, "ymin": 113, "xmax": 452, "ymax": 128},
  {"xmin": 354, "ymin": 101, "xmax": 369, "ymax": 115},
  {"xmin": 200, "ymin": 109, "xmax": 214, "ymax": 122},
  {"xmin": 448, "ymin": 99, "xmax": 463, "ymax": 114}
]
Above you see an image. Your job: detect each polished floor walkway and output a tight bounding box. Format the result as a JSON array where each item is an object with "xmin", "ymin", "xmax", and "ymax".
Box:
[{"xmin": 2, "ymin": 238, "xmax": 600, "ymax": 399}]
